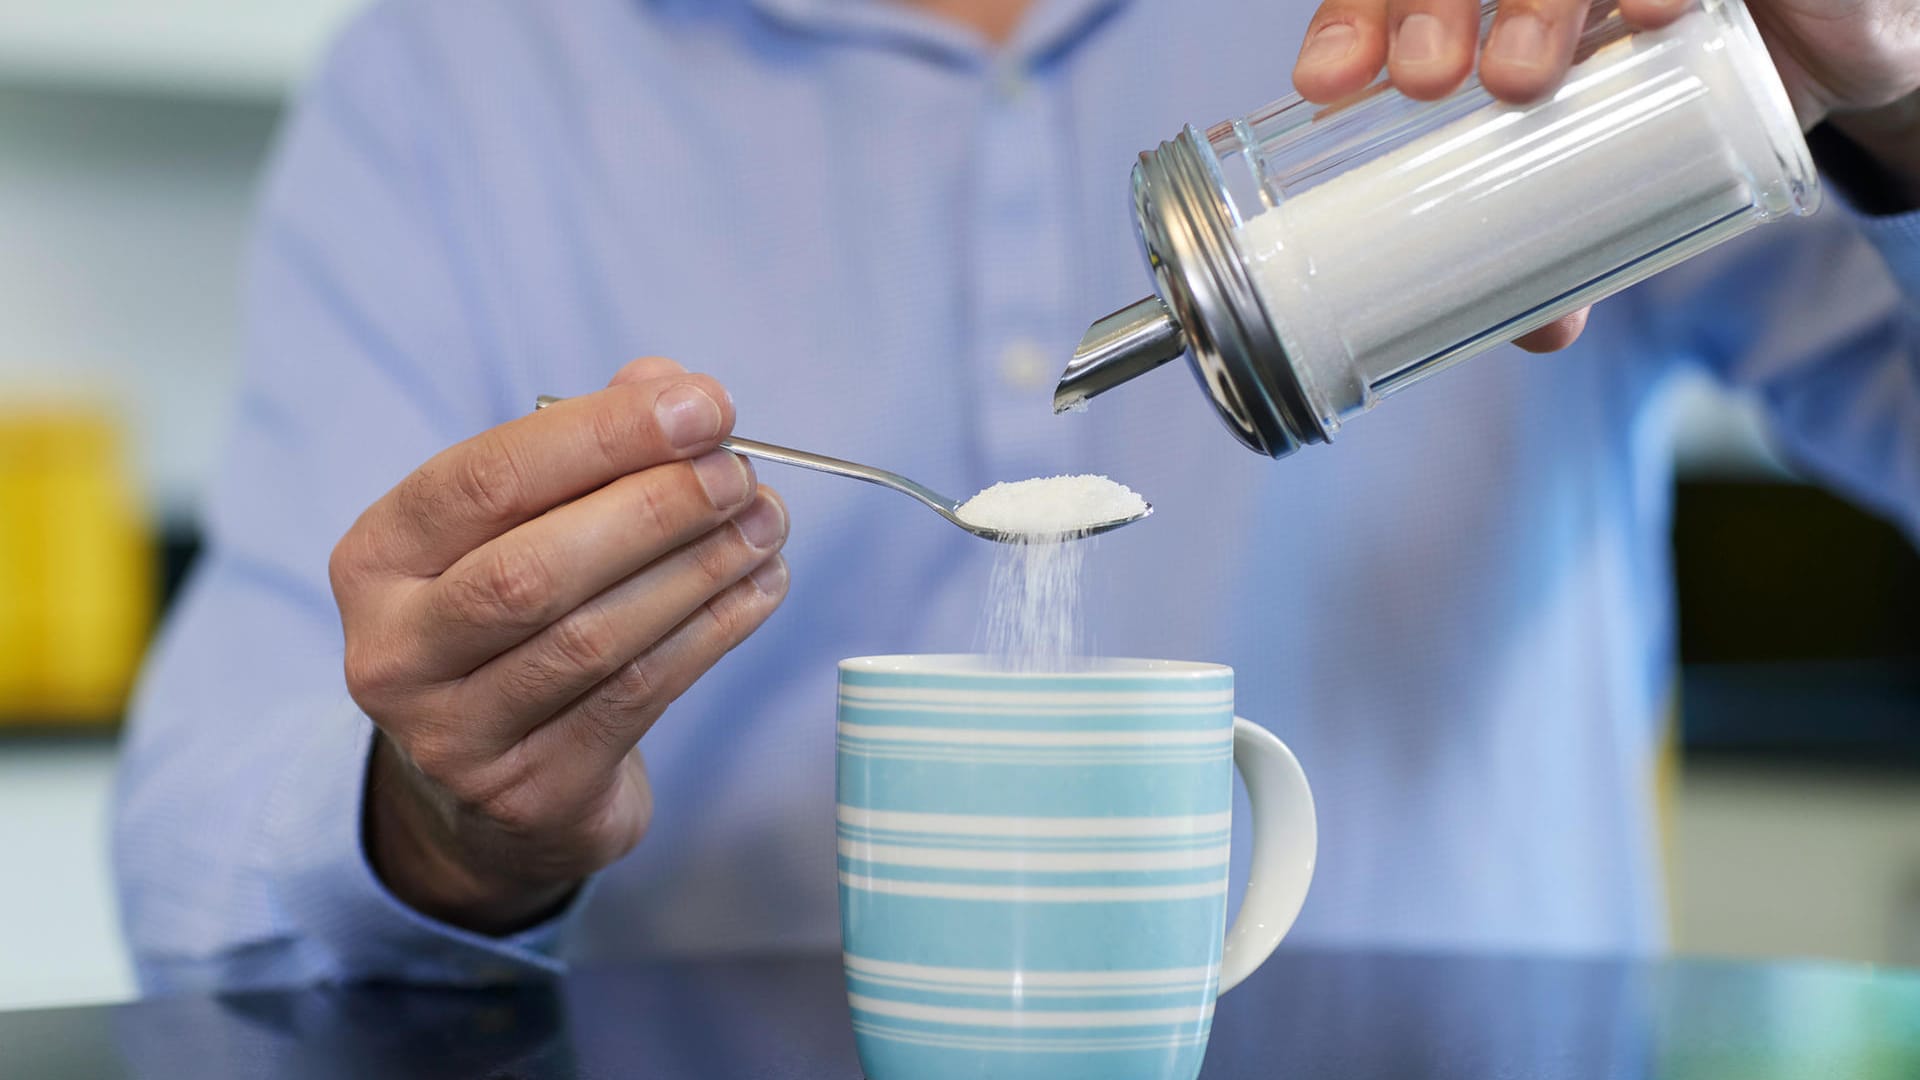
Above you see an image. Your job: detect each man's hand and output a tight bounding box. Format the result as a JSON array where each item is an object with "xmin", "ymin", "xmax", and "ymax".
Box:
[
  {"xmin": 329, "ymin": 357, "xmax": 790, "ymax": 934},
  {"xmin": 1290, "ymin": 0, "xmax": 1920, "ymax": 349}
]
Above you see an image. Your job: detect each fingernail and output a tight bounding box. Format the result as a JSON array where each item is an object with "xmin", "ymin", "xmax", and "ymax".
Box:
[
  {"xmin": 692, "ymin": 451, "xmax": 751, "ymax": 509},
  {"xmin": 735, "ymin": 493, "xmax": 787, "ymax": 551},
  {"xmin": 1300, "ymin": 23, "xmax": 1357, "ymax": 67},
  {"xmin": 1488, "ymin": 13, "xmax": 1549, "ymax": 68},
  {"xmin": 655, "ymin": 384, "xmax": 721, "ymax": 450},
  {"xmin": 1393, "ymin": 12, "xmax": 1444, "ymax": 66},
  {"xmin": 750, "ymin": 555, "xmax": 789, "ymax": 595}
]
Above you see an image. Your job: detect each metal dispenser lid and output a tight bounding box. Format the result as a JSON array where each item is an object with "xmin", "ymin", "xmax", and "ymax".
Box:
[{"xmin": 1054, "ymin": 127, "xmax": 1326, "ymax": 458}]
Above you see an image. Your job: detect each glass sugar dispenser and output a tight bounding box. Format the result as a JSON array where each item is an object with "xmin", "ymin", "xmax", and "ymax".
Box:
[{"xmin": 1057, "ymin": 0, "xmax": 1818, "ymax": 457}]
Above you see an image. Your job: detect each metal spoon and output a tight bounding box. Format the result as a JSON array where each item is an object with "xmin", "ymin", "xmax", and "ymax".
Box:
[{"xmin": 533, "ymin": 394, "xmax": 1149, "ymax": 543}]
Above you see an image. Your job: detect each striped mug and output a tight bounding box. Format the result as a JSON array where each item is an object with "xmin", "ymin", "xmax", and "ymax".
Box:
[{"xmin": 836, "ymin": 655, "xmax": 1316, "ymax": 1080}]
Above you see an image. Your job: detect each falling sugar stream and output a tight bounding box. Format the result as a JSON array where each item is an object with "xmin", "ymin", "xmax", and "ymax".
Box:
[
  {"xmin": 959, "ymin": 474, "xmax": 1145, "ymax": 673},
  {"xmin": 979, "ymin": 538, "xmax": 1090, "ymax": 673}
]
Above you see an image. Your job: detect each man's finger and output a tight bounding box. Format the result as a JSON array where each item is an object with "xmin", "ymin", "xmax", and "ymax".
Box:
[
  {"xmin": 529, "ymin": 551, "xmax": 791, "ymax": 778},
  {"xmin": 1293, "ymin": 0, "xmax": 1391, "ymax": 103},
  {"xmin": 1385, "ymin": 0, "xmax": 1481, "ymax": 100},
  {"xmin": 454, "ymin": 490, "xmax": 788, "ymax": 729},
  {"xmin": 608, "ymin": 356, "xmax": 686, "ymax": 387},
  {"xmin": 1513, "ymin": 306, "xmax": 1591, "ymax": 352},
  {"xmin": 369, "ymin": 374, "xmax": 735, "ymax": 577},
  {"xmin": 408, "ymin": 453, "xmax": 762, "ymax": 677},
  {"xmin": 1479, "ymin": 0, "xmax": 1590, "ymax": 104},
  {"xmin": 1615, "ymin": 0, "xmax": 1691, "ymax": 33}
]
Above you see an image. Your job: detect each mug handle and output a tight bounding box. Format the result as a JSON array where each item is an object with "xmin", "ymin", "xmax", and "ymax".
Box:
[{"xmin": 1218, "ymin": 717, "xmax": 1317, "ymax": 995}]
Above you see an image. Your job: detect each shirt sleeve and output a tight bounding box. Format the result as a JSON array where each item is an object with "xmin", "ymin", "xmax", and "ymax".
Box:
[
  {"xmin": 113, "ymin": 2, "xmax": 580, "ymax": 993},
  {"xmin": 1626, "ymin": 175, "xmax": 1920, "ymax": 545}
]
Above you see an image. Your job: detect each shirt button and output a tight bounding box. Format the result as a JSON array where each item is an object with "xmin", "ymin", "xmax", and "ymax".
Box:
[
  {"xmin": 992, "ymin": 61, "xmax": 1027, "ymax": 102},
  {"xmin": 999, "ymin": 340, "xmax": 1054, "ymax": 391}
]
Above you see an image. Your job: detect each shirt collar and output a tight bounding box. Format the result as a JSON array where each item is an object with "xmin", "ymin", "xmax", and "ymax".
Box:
[{"xmin": 744, "ymin": 0, "xmax": 1130, "ymax": 68}]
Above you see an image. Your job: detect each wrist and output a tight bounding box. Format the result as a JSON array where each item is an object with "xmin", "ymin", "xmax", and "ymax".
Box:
[{"xmin": 363, "ymin": 733, "xmax": 577, "ymax": 936}]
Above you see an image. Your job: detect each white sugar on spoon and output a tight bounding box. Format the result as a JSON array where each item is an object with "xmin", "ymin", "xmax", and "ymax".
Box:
[{"xmin": 956, "ymin": 475, "xmax": 1151, "ymax": 540}]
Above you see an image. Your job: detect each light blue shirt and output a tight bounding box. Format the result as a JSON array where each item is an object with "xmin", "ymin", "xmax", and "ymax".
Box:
[{"xmin": 115, "ymin": 0, "xmax": 1920, "ymax": 992}]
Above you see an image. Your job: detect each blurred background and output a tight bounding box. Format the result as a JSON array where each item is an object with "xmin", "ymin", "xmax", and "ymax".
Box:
[{"xmin": 1, "ymin": 0, "xmax": 1916, "ymax": 1014}]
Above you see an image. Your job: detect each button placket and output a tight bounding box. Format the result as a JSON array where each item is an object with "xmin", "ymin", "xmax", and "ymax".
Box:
[{"xmin": 968, "ymin": 63, "xmax": 1084, "ymax": 488}]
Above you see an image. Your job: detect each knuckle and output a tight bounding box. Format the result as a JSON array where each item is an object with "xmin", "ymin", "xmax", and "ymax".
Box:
[
  {"xmin": 343, "ymin": 638, "xmax": 404, "ymax": 702},
  {"xmin": 560, "ymin": 655, "xmax": 680, "ymax": 758},
  {"xmin": 546, "ymin": 607, "xmax": 620, "ymax": 678},
  {"xmin": 327, "ymin": 535, "xmax": 360, "ymax": 598},
  {"xmin": 689, "ymin": 528, "xmax": 743, "ymax": 590},
  {"xmin": 567, "ymin": 701, "xmax": 633, "ymax": 757},
  {"xmin": 603, "ymin": 655, "xmax": 662, "ymax": 713},
  {"xmin": 491, "ymin": 655, "xmax": 563, "ymax": 708},
  {"xmin": 464, "ymin": 544, "xmax": 556, "ymax": 620},
  {"xmin": 329, "ymin": 515, "xmax": 398, "ymax": 595},
  {"xmin": 342, "ymin": 644, "xmax": 376, "ymax": 696},
  {"xmin": 584, "ymin": 400, "xmax": 638, "ymax": 470},
  {"xmin": 754, "ymin": 554, "xmax": 791, "ymax": 602},
  {"xmin": 703, "ymin": 582, "xmax": 766, "ymax": 646},
  {"xmin": 451, "ymin": 443, "xmax": 529, "ymax": 522},
  {"xmin": 397, "ymin": 463, "xmax": 453, "ymax": 536},
  {"xmin": 631, "ymin": 470, "xmax": 694, "ymax": 541}
]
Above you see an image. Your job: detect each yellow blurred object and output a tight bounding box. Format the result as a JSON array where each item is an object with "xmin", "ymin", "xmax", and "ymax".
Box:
[
  {"xmin": 0, "ymin": 403, "xmax": 155, "ymax": 724},
  {"xmin": 0, "ymin": 419, "xmax": 33, "ymax": 708}
]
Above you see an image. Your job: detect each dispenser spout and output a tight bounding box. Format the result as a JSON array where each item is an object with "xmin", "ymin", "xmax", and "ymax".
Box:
[{"xmin": 1053, "ymin": 296, "xmax": 1187, "ymax": 413}]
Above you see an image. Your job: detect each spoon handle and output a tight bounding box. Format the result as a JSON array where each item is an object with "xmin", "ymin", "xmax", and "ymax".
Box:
[
  {"xmin": 533, "ymin": 394, "xmax": 963, "ymax": 521},
  {"xmin": 721, "ymin": 437, "xmax": 959, "ymax": 516}
]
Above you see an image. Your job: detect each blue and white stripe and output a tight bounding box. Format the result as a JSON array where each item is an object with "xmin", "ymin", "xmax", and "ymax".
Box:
[{"xmin": 837, "ymin": 657, "xmax": 1236, "ymax": 1080}]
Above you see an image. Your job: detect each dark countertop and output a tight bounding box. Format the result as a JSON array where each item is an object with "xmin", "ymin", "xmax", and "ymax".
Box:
[{"xmin": 5, "ymin": 949, "xmax": 1917, "ymax": 1078}]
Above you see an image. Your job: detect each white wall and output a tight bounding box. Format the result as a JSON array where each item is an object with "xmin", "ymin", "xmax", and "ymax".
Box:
[
  {"xmin": 0, "ymin": 83, "xmax": 276, "ymax": 518},
  {"xmin": 0, "ymin": 739, "xmax": 132, "ymax": 1009},
  {"xmin": 0, "ymin": 0, "xmax": 368, "ymax": 100}
]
